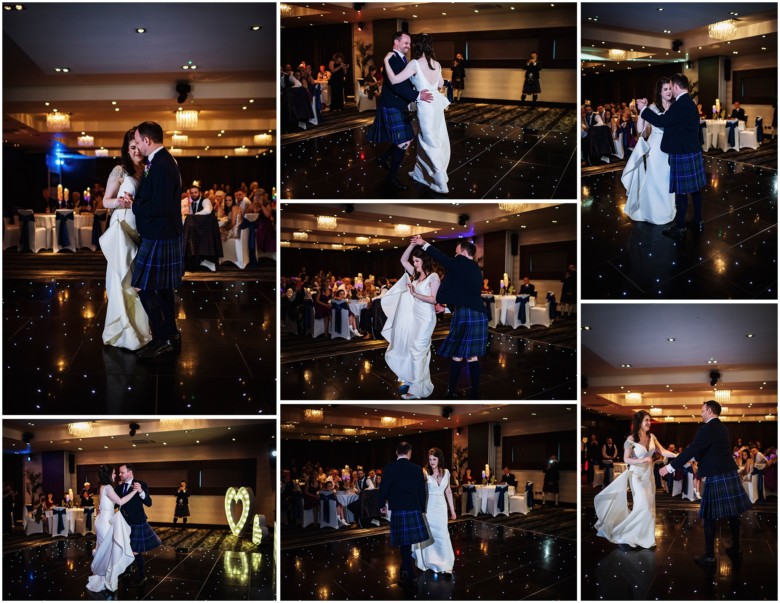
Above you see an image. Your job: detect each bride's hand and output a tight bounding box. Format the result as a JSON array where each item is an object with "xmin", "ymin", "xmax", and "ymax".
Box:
[
  {"xmin": 407, "ymin": 283, "xmax": 416, "ymax": 296},
  {"xmin": 450, "ymin": 510, "xmax": 457, "ymax": 520}
]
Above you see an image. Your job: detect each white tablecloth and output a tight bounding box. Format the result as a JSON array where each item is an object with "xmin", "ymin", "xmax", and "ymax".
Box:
[
  {"xmin": 613, "ymin": 463, "xmax": 627, "ymax": 475},
  {"xmin": 35, "ymin": 213, "xmax": 94, "ymax": 230},
  {"xmin": 336, "ymin": 492, "xmax": 359, "ymax": 522},
  {"xmin": 474, "ymin": 485, "xmax": 515, "ymax": 513}
]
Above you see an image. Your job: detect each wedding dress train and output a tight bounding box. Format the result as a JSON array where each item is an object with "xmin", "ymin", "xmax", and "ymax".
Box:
[
  {"xmin": 413, "ymin": 469, "xmax": 455, "ymax": 572},
  {"xmin": 86, "ymin": 486, "xmax": 134, "ymax": 592}
]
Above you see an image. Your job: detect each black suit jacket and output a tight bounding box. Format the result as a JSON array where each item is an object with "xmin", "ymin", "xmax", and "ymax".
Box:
[
  {"xmin": 376, "ymin": 457, "xmax": 426, "ymax": 512},
  {"xmin": 115, "ymin": 480, "xmax": 152, "ymax": 526},
  {"xmin": 499, "ymin": 473, "xmax": 517, "ymax": 487},
  {"xmin": 133, "ymin": 147, "xmax": 182, "ymax": 240},
  {"xmin": 731, "ymin": 108, "xmax": 746, "ymax": 121},
  {"xmin": 424, "ymin": 244, "xmax": 485, "ymax": 313},
  {"xmin": 378, "ymin": 51, "xmax": 419, "ymax": 112},
  {"xmin": 640, "ymin": 93, "xmax": 701, "ymax": 154},
  {"xmin": 670, "ymin": 418, "xmax": 737, "ymax": 478},
  {"xmin": 519, "ymin": 284, "xmax": 535, "ymax": 295}
]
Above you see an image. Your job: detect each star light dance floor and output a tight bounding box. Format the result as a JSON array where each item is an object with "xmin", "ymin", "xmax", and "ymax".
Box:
[
  {"xmin": 281, "ymin": 518, "xmax": 576, "ymax": 600},
  {"xmin": 581, "ymin": 146, "xmax": 778, "ymax": 299},
  {"xmin": 281, "ymin": 105, "xmax": 578, "ymax": 200}
]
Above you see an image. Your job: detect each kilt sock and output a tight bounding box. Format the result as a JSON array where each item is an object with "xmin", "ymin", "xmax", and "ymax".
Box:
[
  {"xmin": 379, "ymin": 145, "xmax": 393, "ymax": 164},
  {"xmin": 135, "ymin": 553, "xmax": 145, "ymax": 578},
  {"xmin": 728, "ymin": 515, "xmax": 740, "ymax": 550},
  {"xmin": 448, "ymin": 359, "xmax": 463, "ymax": 394},
  {"xmin": 139, "ymin": 289, "xmax": 177, "ymax": 340},
  {"xmin": 703, "ymin": 518, "xmax": 716, "ymax": 556},
  {"xmin": 691, "ymin": 191, "xmax": 702, "ymax": 223},
  {"xmin": 675, "ymin": 194, "xmax": 688, "ymax": 229},
  {"xmin": 399, "ymin": 544, "xmax": 413, "ymax": 575},
  {"xmin": 468, "ymin": 360, "xmax": 481, "ymax": 399},
  {"xmin": 388, "ymin": 145, "xmax": 407, "ymax": 181}
]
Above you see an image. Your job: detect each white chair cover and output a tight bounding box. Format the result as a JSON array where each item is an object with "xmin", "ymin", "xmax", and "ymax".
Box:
[
  {"xmin": 738, "ymin": 117, "xmax": 763, "ymax": 151},
  {"xmin": 530, "ymin": 302, "xmax": 551, "ymax": 327},
  {"xmin": 77, "ymin": 506, "xmax": 96, "ymax": 534},
  {"xmin": 613, "ymin": 134, "xmax": 624, "ymax": 159},
  {"xmin": 671, "ymin": 478, "xmax": 683, "ymax": 497},
  {"xmin": 53, "ymin": 209, "xmax": 77, "ymax": 252},
  {"xmin": 461, "ymin": 485, "xmax": 478, "ymax": 516},
  {"xmin": 3, "ymin": 216, "xmax": 20, "ymax": 250},
  {"xmin": 318, "ymin": 492, "xmax": 339, "ymax": 529},
  {"xmin": 717, "ymin": 120, "xmax": 740, "ymax": 152},
  {"xmin": 355, "ymin": 81, "xmax": 377, "ymax": 113},
  {"xmin": 302, "ymin": 508, "xmax": 315, "ymax": 528},
  {"xmin": 511, "ymin": 295, "xmax": 533, "ymax": 329},
  {"xmin": 220, "ymin": 213, "xmax": 259, "ymax": 269},
  {"xmin": 17, "ymin": 209, "xmax": 49, "ymax": 252},
  {"xmin": 742, "ymin": 474, "xmax": 760, "ymax": 504},
  {"xmin": 312, "ymin": 317, "xmax": 325, "ymax": 338},
  {"xmin": 509, "ymin": 495, "xmax": 529, "ymax": 515},
  {"xmin": 488, "ymin": 485, "xmax": 510, "ymax": 517},
  {"xmin": 592, "ymin": 467, "xmax": 605, "ymax": 488},
  {"xmin": 25, "ymin": 513, "xmax": 44, "ymax": 535},
  {"xmin": 78, "ymin": 209, "xmax": 108, "ymax": 251},
  {"xmin": 699, "ymin": 121, "xmax": 709, "ymax": 152},
  {"xmin": 483, "ymin": 296, "xmax": 499, "ymax": 329},
  {"xmin": 681, "ymin": 472, "xmax": 698, "ymax": 501},
  {"xmin": 48, "ymin": 507, "xmax": 70, "ymax": 537},
  {"xmin": 330, "ymin": 301, "xmax": 352, "ymax": 340}
]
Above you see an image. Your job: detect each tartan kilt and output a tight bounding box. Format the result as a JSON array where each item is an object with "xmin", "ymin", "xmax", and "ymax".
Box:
[
  {"xmin": 129, "ymin": 521, "xmax": 162, "ymax": 553},
  {"xmin": 669, "ymin": 152, "xmax": 706, "ymax": 194},
  {"xmin": 438, "ymin": 306, "xmax": 488, "ymax": 359},
  {"xmin": 367, "ymin": 106, "xmax": 414, "ymax": 145},
  {"xmin": 389, "ymin": 509, "xmax": 429, "ymax": 547},
  {"xmin": 131, "ymin": 237, "xmax": 184, "ymax": 290},
  {"xmin": 698, "ymin": 471, "xmax": 752, "ymax": 520},
  {"xmin": 522, "ymin": 79, "xmax": 541, "ymax": 94}
]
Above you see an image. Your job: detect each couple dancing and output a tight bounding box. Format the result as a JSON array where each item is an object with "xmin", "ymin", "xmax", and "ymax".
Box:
[
  {"xmin": 623, "ymin": 73, "xmax": 706, "ymax": 240},
  {"xmin": 594, "ymin": 401, "xmax": 752, "ymax": 567},
  {"xmin": 377, "ymin": 442, "xmax": 456, "ymax": 589},
  {"xmin": 381, "ymin": 235, "xmax": 487, "ymax": 400},
  {"xmin": 86, "ymin": 464, "xmax": 160, "ymax": 592},
  {"xmin": 101, "ymin": 122, "xmax": 183, "ymax": 360},
  {"xmin": 370, "ymin": 31, "xmax": 450, "ymax": 194}
]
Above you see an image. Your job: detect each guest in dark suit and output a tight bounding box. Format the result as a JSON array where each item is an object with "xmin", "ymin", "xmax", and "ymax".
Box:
[
  {"xmin": 377, "ymin": 441, "xmax": 429, "ymax": 587},
  {"xmin": 638, "ymin": 74, "xmax": 706, "ymax": 240},
  {"xmin": 116, "ymin": 464, "xmax": 160, "ymax": 585},
  {"xmin": 173, "ymin": 480, "xmax": 190, "ymax": 527},
  {"xmin": 369, "ymin": 31, "xmax": 434, "ymax": 191},
  {"xmin": 130, "ymin": 121, "xmax": 184, "ymax": 360},
  {"xmin": 730, "ymin": 101, "xmax": 746, "ymax": 121},
  {"xmin": 411, "ymin": 235, "xmax": 488, "ymax": 399},
  {"xmin": 79, "ymin": 482, "xmax": 93, "ymax": 507},
  {"xmin": 519, "ymin": 276, "xmax": 536, "ymax": 296},
  {"xmin": 660, "ymin": 400, "xmax": 752, "ymax": 567},
  {"xmin": 499, "ymin": 467, "xmax": 517, "ymax": 488}
]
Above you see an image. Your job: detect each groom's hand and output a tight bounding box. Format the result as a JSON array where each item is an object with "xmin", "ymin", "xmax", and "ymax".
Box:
[
  {"xmin": 411, "ymin": 235, "xmax": 425, "ymax": 246},
  {"xmin": 419, "ymin": 89, "xmax": 434, "ymax": 103},
  {"xmin": 132, "ymin": 482, "xmax": 142, "ymax": 493},
  {"xmin": 659, "ymin": 466, "xmax": 670, "ymax": 477}
]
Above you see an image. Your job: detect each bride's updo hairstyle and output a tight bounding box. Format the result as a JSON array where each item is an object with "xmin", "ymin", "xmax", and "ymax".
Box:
[
  {"xmin": 631, "ymin": 410, "xmax": 651, "ymax": 445},
  {"xmin": 653, "ymin": 77, "xmax": 673, "ymax": 113},
  {"xmin": 411, "ymin": 33, "xmax": 437, "ymax": 71},
  {"xmin": 120, "ymin": 128, "xmax": 139, "ymax": 177},
  {"xmin": 97, "ymin": 464, "xmax": 115, "ymax": 486},
  {"xmin": 426, "ymin": 447, "xmax": 447, "ymax": 475},
  {"xmin": 411, "ymin": 246, "xmax": 434, "ymax": 279}
]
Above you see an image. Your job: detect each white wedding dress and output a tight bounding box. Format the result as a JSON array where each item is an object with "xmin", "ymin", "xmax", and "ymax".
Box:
[
  {"xmin": 100, "ymin": 171, "xmax": 152, "ymax": 350},
  {"xmin": 381, "ymin": 272, "xmax": 439, "ymax": 398},
  {"xmin": 409, "ymin": 59, "xmax": 451, "ymax": 194},
  {"xmin": 86, "ymin": 486, "xmax": 134, "ymax": 592},
  {"xmin": 622, "ymin": 104, "xmax": 676, "ymax": 225},
  {"xmin": 413, "ymin": 469, "xmax": 455, "ymax": 573},
  {"xmin": 593, "ymin": 437, "xmax": 656, "ymax": 549}
]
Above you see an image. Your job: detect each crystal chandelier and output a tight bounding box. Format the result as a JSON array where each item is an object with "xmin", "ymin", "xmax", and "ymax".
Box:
[
  {"xmin": 342, "ymin": 428, "xmax": 357, "ymax": 435},
  {"xmin": 169, "ymin": 147, "xmax": 183, "ymax": 156},
  {"xmin": 293, "ymin": 231, "xmax": 308, "ymax": 240},
  {"xmin": 380, "ymin": 416, "xmax": 398, "ymax": 427},
  {"xmin": 355, "ymin": 236, "xmax": 370, "ymax": 244},
  {"xmin": 331, "ymin": 243, "xmax": 344, "ymax": 249},
  {"xmin": 625, "ymin": 392, "xmax": 643, "ymax": 404},
  {"xmin": 498, "ymin": 202, "xmax": 528, "ymax": 212},
  {"xmin": 304, "ymin": 409, "xmax": 324, "ymax": 422},
  {"xmin": 94, "ymin": 149, "xmax": 109, "ymax": 157},
  {"xmin": 281, "ymin": 423, "xmax": 296, "ymax": 432},
  {"xmin": 608, "ymin": 49, "xmax": 626, "ymax": 61},
  {"xmin": 317, "ymin": 216, "xmax": 338, "ymax": 230},
  {"xmin": 714, "ymin": 389, "xmax": 731, "ymax": 403},
  {"xmin": 46, "ymin": 111, "xmax": 71, "ymax": 130},
  {"xmin": 159, "ymin": 418, "xmax": 183, "ymax": 429},
  {"xmin": 171, "ymin": 134, "xmax": 189, "ymax": 145},
  {"xmin": 77, "ymin": 134, "xmax": 94, "ymax": 146},
  {"xmin": 234, "ymin": 147, "xmax": 249, "ymax": 156},
  {"xmin": 68, "ymin": 422, "xmax": 93, "ymax": 437},
  {"xmin": 708, "ymin": 20, "xmax": 737, "ymax": 41},
  {"xmin": 254, "ymin": 133, "xmax": 273, "ymax": 145},
  {"xmin": 394, "ymin": 224, "xmax": 412, "ymax": 236},
  {"xmin": 175, "ymin": 109, "xmax": 199, "ymax": 128},
  {"xmin": 664, "ymin": 415, "xmax": 675, "ymax": 422},
  {"xmin": 280, "ymin": 3, "xmax": 294, "ymax": 17},
  {"xmin": 649, "ymin": 406, "xmax": 662, "ymax": 416},
  {"xmin": 720, "ymin": 406, "xmax": 729, "ymax": 414}
]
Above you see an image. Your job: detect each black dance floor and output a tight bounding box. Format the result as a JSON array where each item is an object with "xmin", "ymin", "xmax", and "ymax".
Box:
[
  {"xmin": 2, "ymin": 526, "xmax": 274, "ymax": 600},
  {"xmin": 2, "ymin": 256, "xmax": 276, "ymax": 413},
  {"xmin": 280, "ymin": 517, "xmax": 576, "ymax": 600},
  {"xmin": 280, "ymin": 322, "xmax": 577, "ymax": 401},
  {"xmin": 581, "ymin": 144, "xmax": 778, "ymax": 299},
  {"xmin": 281, "ymin": 103, "xmax": 577, "ymax": 200},
  {"xmin": 581, "ymin": 493, "xmax": 778, "ymax": 600}
]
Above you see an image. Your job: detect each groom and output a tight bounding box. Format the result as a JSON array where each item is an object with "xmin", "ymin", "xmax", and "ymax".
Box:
[
  {"xmin": 116, "ymin": 464, "xmax": 160, "ymax": 586},
  {"xmin": 659, "ymin": 400, "xmax": 752, "ymax": 567},
  {"xmin": 370, "ymin": 31, "xmax": 433, "ymax": 191},
  {"xmin": 411, "ymin": 235, "xmax": 487, "ymax": 399},
  {"xmin": 130, "ymin": 121, "xmax": 184, "ymax": 360},
  {"xmin": 637, "ymin": 73, "xmax": 706, "ymax": 240},
  {"xmin": 376, "ymin": 441, "xmax": 428, "ymax": 589}
]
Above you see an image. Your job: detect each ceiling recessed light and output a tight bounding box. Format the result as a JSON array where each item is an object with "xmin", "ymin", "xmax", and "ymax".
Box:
[
  {"xmin": 135, "ymin": 27, "xmax": 146, "ymax": 33},
  {"xmin": 746, "ymin": 333, "xmax": 754, "ymax": 338},
  {"xmin": 582, "ymin": 325, "xmax": 591, "ymax": 330},
  {"xmin": 621, "ymin": 363, "xmax": 632, "ymax": 368},
  {"xmin": 251, "ymin": 25, "xmax": 262, "ymax": 31},
  {"xmin": 667, "ymin": 338, "xmax": 675, "ymax": 342}
]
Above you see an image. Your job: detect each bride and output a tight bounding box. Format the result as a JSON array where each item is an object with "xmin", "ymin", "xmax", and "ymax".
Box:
[
  {"xmin": 384, "ymin": 33, "xmax": 451, "ymax": 193},
  {"xmin": 381, "ymin": 242, "xmax": 440, "ymax": 400},
  {"xmin": 100, "ymin": 128, "xmax": 152, "ymax": 350},
  {"xmin": 86, "ymin": 464, "xmax": 138, "ymax": 592},
  {"xmin": 413, "ymin": 447, "xmax": 456, "ymax": 573},
  {"xmin": 622, "ymin": 77, "xmax": 676, "ymax": 225},
  {"xmin": 594, "ymin": 410, "xmax": 677, "ymax": 549}
]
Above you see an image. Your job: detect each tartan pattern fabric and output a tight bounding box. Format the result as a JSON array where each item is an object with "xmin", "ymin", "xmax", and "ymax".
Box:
[
  {"xmin": 131, "ymin": 237, "xmax": 184, "ymax": 290},
  {"xmin": 389, "ymin": 509, "xmax": 429, "ymax": 546},
  {"xmin": 698, "ymin": 471, "xmax": 752, "ymax": 520},
  {"xmin": 129, "ymin": 521, "xmax": 161, "ymax": 553},
  {"xmin": 438, "ymin": 306, "xmax": 488, "ymax": 359},
  {"xmin": 368, "ymin": 106, "xmax": 414, "ymax": 145},
  {"xmin": 668, "ymin": 151, "xmax": 706, "ymax": 194}
]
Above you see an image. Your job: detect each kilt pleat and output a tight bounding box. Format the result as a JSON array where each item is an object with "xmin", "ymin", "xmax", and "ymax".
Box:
[
  {"xmin": 438, "ymin": 306, "xmax": 488, "ymax": 359},
  {"xmin": 129, "ymin": 522, "xmax": 162, "ymax": 553},
  {"xmin": 698, "ymin": 472, "xmax": 752, "ymax": 519},
  {"xmin": 389, "ymin": 509, "xmax": 429, "ymax": 546},
  {"xmin": 368, "ymin": 106, "xmax": 414, "ymax": 145},
  {"xmin": 132, "ymin": 237, "xmax": 184, "ymax": 291},
  {"xmin": 669, "ymin": 152, "xmax": 706, "ymax": 194}
]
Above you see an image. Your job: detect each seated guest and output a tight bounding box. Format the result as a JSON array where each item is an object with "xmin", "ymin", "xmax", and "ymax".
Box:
[
  {"xmin": 738, "ymin": 449, "xmax": 753, "ymax": 481},
  {"xmin": 234, "ymin": 190, "xmax": 251, "ymax": 216},
  {"xmin": 752, "ymin": 447, "xmax": 767, "ymax": 500},
  {"xmin": 314, "ymin": 283, "xmax": 332, "ymax": 337},
  {"xmin": 356, "ymin": 467, "xmax": 374, "ymax": 491},
  {"xmin": 186, "ymin": 184, "xmax": 213, "ymax": 215},
  {"xmin": 303, "ymin": 475, "xmax": 320, "ymax": 524},
  {"xmin": 321, "ymin": 480, "xmax": 350, "ymax": 527},
  {"xmin": 697, "ymin": 102, "xmax": 707, "ymax": 119},
  {"xmin": 481, "ymin": 278, "xmax": 492, "ymax": 294},
  {"xmin": 219, "ymin": 194, "xmax": 241, "ymax": 240},
  {"xmin": 499, "ymin": 467, "xmax": 517, "ymax": 487},
  {"xmin": 519, "ymin": 276, "xmax": 535, "ymax": 295},
  {"xmin": 70, "ymin": 191, "xmax": 82, "ymax": 212},
  {"xmin": 79, "ymin": 482, "xmax": 93, "ymax": 507},
  {"xmin": 730, "ymin": 101, "xmax": 746, "ymax": 121},
  {"xmin": 36, "ymin": 187, "xmax": 57, "ymax": 213},
  {"xmin": 462, "ymin": 468, "xmax": 476, "ymax": 485},
  {"xmin": 45, "ymin": 493, "xmax": 56, "ymax": 509},
  {"xmin": 364, "ymin": 65, "xmax": 380, "ymax": 100}
]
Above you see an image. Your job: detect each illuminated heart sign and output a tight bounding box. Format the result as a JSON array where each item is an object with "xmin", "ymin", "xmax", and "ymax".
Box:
[{"xmin": 225, "ymin": 487, "xmax": 255, "ymax": 536}]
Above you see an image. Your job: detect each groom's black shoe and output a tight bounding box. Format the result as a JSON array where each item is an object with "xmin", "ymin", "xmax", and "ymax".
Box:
[
  {"xmin": 137, "ymin": 339, "xmax": 176, "ymax": 361},
  {"xmin": 694, "ymin": 555, "xmax": 716, "ymax": 567},
  {"xmin": 171, "ymin": 332, "xmax": 181, "ymax": 355},
  {"xmin": 375, "ymin": 156, "xmax": 390, "ymax": 170},
  {"xmin": 686, "ymin": 221, "xmax": 704, "ymax": 233},
  {"xmin": 725, "ymin": 546, "xmax": 743, "ymax": 560},
  {"xmin": 134, "ymin": 339, "xmax": 156, "ymax": 357},
  {"xmin": 662, "ymin": 226, "xmax": 686, "ymax": 241},
  {"xmin": 387, "ymin": 178, "xmax": 409, "ymax": 191},
  {"xmin": 131, "ymin": 576, "xmax": 148, "ymax": 587}
]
